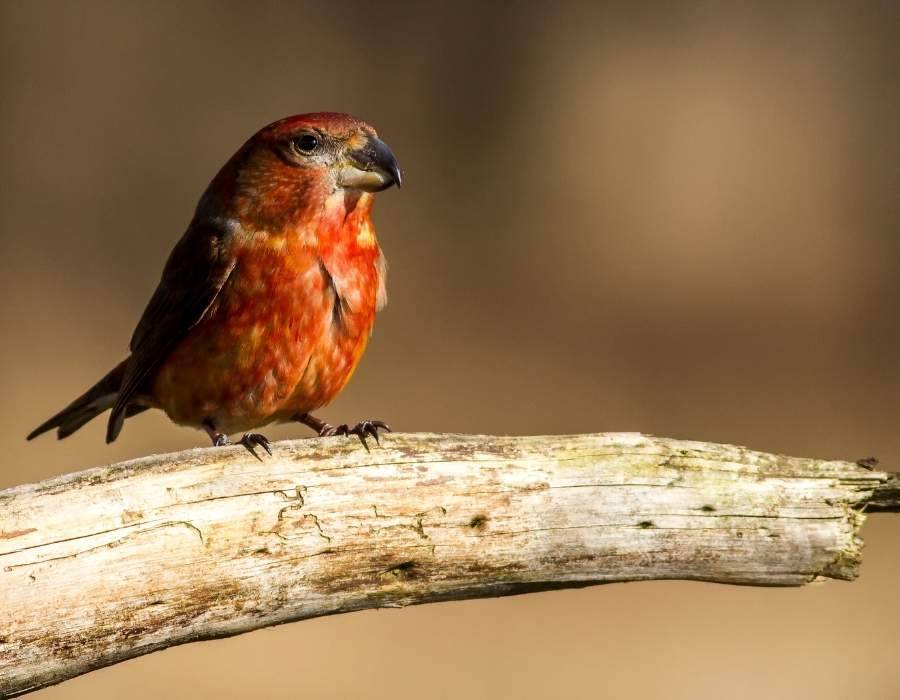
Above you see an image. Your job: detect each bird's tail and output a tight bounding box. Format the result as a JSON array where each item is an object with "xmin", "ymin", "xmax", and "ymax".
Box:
[{"xmin": 27, "ymin": 359, "xmax": 145, "ymax": 441}]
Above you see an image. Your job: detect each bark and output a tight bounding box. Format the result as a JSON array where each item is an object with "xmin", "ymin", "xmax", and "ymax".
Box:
[{"xmin": 0, "ymin": 432, "xmax": 896, "ymax": 696}]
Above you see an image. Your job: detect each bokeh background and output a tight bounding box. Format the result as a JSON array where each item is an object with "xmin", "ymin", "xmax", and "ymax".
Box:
[{"xmin": 2, "ymin": 1, "xmax": 898, "ymax": 698}]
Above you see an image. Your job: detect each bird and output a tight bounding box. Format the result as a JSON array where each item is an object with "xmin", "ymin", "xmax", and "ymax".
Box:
[{"xmin": 28, "ymin": 112, "xmax": 402, "ymax": 454}]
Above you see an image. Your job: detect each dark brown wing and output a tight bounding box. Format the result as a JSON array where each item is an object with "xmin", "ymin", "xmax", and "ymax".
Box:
[{"xmin": 106, "ymin": 218, "xmax": 237, "ymax": 442}]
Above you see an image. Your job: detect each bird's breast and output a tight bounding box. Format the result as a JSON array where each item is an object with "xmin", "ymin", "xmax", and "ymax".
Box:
[{"xmin": 152, "ymin": 224, "xmax": 383, "ymax": 430}]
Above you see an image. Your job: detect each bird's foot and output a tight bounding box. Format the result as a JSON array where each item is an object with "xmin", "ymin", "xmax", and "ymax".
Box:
[
  {"xmin": 320, "ymin": 419, "xmax": 391, "ymax": 451},
  {"xmin": 240, "ymin": 432, "xmax": 273, "ymax": 459},
  {"xmin": 204, "ymin": 419, "xmax": 271, "ymax": 459}
]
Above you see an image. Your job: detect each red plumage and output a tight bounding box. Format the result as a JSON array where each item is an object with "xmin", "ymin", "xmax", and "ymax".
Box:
[{"xmin": 29, "ymin": 113, "xmax": 401, "ymax": 452}]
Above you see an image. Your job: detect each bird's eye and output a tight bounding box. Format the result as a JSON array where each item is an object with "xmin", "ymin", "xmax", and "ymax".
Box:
[{"xmin": 292, "ymin": 133, "xmax": 319, "ymax": 154}]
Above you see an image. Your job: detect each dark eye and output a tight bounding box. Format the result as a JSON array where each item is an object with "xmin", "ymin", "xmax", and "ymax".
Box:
[{"xmin": 292, "ymin": 133, "xmax": 319, "ymax": 154}]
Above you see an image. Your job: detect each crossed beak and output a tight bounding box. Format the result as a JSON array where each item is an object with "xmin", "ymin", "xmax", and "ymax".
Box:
[{"xmin": 339, "ymin": 136, "xmax": 403, "ymax": 192}]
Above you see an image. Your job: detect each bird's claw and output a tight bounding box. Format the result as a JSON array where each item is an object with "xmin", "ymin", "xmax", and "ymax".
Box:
[
  {"xmin": 240, "ymin": 432, "xmax": 273, "ymax": 459},
  {"xmin": 213, "ymin": 433, "xmax": 230, "ymax": 447},
  {"xmin": 320, "ymin": 419, "xmax": 391, "ymax": 450}
]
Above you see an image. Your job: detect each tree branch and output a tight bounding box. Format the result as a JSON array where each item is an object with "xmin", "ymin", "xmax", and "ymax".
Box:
[{"xmin": 1, "ymin": 432, "xmax": 896, "ymax": 696}]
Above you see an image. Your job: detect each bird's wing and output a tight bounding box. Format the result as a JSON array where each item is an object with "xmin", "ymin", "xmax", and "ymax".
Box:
[{"xmin": 107, "ymin": 218, "xmax": 237, "ymax": 442}]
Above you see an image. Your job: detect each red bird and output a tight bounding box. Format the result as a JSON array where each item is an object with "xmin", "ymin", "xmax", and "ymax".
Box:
[{"xmin": 28, "ymin": 112, "xmax": 401, "ymax": 453}]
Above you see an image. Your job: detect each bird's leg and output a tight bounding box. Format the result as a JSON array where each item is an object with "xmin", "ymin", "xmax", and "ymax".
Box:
[
  {"xmin": 295, "ymin": 412, "xmax": 333, "ymax": 435},
  {"xmin": 295, "ymin": 412, "xmax": 391, "ymax": 451},
  {"xmin": 203, "ymin": 419, "xmax": 229, "ymax": 447},
  {"xmin": 294, "ymin": 413, "xmax": 334, "ymax": 437}
]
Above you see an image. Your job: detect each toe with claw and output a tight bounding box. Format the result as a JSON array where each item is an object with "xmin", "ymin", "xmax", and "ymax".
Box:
[
  {"xmin": 295, "ymin": 413, "xmax": 391, "ymax": 450},
  {"xmin": 323, "ymin": 419, "xmax": 391, "ymax": 450},
  {"xmin": 240, "ymin": 432, "xmax": 273, "ymax": 458}
]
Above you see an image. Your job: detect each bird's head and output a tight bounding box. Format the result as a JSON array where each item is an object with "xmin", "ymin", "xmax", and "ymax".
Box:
[{"xmin": 207, "ymin": 112, "xmax": 402, "ymax": 232}]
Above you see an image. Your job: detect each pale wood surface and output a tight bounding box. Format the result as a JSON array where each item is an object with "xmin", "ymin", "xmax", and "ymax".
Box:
[{"xmin": 0, "ymin": 432, "xmax": 894, "ymax": 696}]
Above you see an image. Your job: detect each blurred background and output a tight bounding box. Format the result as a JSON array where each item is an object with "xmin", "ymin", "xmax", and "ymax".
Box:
[{"xmin": 2, "ymin": 1, "xmax": 898, "ymax": 697}]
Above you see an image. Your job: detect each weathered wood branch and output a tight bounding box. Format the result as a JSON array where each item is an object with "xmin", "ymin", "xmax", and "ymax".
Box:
[{"xmin": 1, "ymin": 432, "xmax": 896, "ymax": 696}]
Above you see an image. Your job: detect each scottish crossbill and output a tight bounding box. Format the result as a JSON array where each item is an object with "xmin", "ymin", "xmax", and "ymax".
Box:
[{"xmin": 28, "ymin": 113, "xmax": 401, "ymax": 453}]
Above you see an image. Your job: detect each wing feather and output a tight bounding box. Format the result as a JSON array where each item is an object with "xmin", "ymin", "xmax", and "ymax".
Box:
[{"xmin": 106, "ymin": 218, "xmax": 237, "ymax": 442}]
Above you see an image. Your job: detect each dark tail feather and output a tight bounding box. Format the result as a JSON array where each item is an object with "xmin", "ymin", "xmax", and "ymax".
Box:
[{"xmin": 27, "ymin": 359, "xmax": 140, "ymax": 441}]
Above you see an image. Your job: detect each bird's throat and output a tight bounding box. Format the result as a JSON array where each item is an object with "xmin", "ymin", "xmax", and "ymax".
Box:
[{"xmin": 317, "ymin": 189, "xmax": 377, "ymax": 250}]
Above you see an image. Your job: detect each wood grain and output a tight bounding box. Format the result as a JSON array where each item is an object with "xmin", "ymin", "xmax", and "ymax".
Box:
[{"xmin": 1, "ymin": 432, "xmax": 895, "ymax": 696}]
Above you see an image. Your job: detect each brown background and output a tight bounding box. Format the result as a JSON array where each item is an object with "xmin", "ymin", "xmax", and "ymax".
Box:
[{"xmin": 2, "ymin": 1, "xmax": 898, "ymax": 698}]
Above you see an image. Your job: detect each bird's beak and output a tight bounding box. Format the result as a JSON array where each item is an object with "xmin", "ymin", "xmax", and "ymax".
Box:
[{"xmin": 339, "ymin": 136, "xmax": 402, "ymax": 192}]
